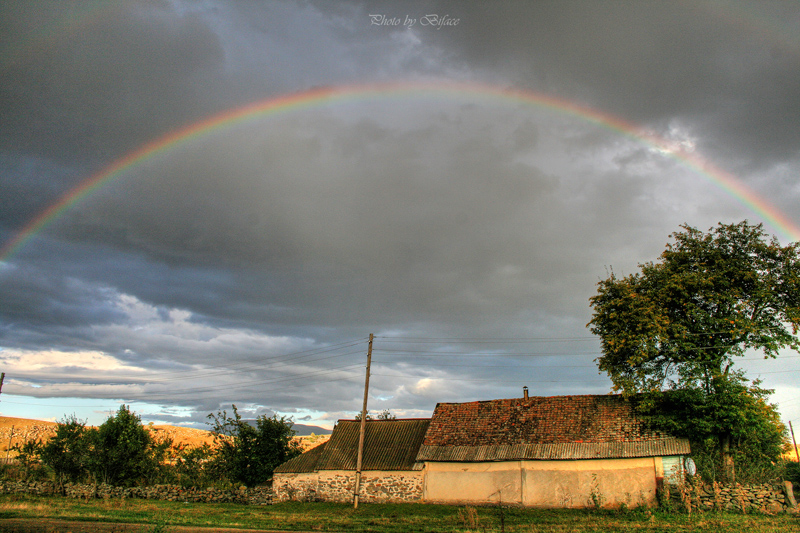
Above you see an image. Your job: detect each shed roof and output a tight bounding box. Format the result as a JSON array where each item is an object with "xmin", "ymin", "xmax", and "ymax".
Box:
[
  {"xmin": 275, "ymin": 418, "xmax": 431, "ymax": 473},
  {"xmin": 274, "ymin": 440, "xmax": 328, "ymax": 474},
  {"xmin": 418, "ymin": 394, "xmax": 690, "ymax": 461}
]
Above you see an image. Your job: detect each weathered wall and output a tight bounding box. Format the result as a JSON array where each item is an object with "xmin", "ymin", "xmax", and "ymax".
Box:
[
  {"xmin": 423, "ymin": 461, "xmax": 523, "ymax": 504},
  {"xmin": 274, "ymin": 470, "xmax": 424, "ymax": 503},
  {"xmin": 273, "ymin": 472, "xmax": 318, "ymax": 502},
  {"xmin": 521, "ymin": 458, "xmax": 657, "ymax": 508},
  {"xmin": 423, "ymin": 458, "xmax": 659, "ymax": 508}
]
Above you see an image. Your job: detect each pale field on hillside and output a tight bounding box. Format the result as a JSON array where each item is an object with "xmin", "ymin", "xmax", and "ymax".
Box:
[{"xmin": 0, "ymin": 416, "xmax": 328, "ymax": 459}]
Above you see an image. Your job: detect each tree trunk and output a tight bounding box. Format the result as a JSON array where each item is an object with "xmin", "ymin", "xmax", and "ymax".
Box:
[{"xmin": 721, "ymin": 434, "xmax": 735, "ymax": 483}]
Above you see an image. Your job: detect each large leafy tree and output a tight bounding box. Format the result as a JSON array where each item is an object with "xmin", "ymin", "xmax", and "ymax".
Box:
[
  {"xmin": 208, "ymin": 405, "xmax": 302, "ymax": 487},
  {"xmin": 40, "ymin": 414, "xmax": 90, "ymax": 485},
  {"xmin": 86, "ymin": 405, "xmax": 169, "ymax": 486},
  {"xmin": 588, "ymin": 221, "xmax": 798, "ymax": 480},
  {"xmin": 589, "ymin": 221, "xmax": 799, "ymax": 392}
]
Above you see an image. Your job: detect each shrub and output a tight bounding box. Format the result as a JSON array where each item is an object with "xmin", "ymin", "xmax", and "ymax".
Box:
[
  {"xmin": 785, "ymin": 460, "xmax": 800, "ymax": 485},
  {"xmin": 171, "ymin": 443, "xmax": 215, "ymax": 488},
  {"xmin": 208, "ymin": 405, "xmax": 302, "ymax": 487},
  {"xmin": 11, "ymin": 439, "xmax": 47, "ymax": 481},
  {"xmin": 86, "ymin": 405, "xmax": 171, "ymax": 486},
  {"xmin": 40, "ymin": 415, "xmax": 90, "ymax": 485}
]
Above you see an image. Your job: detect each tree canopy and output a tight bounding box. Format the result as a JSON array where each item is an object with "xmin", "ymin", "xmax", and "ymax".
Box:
[
  {"xmin": 355, "ymin": 409, "xmax": 396, "ymax": 421},
  {"xmin": 39, "ymin": 414, "xmax": 89, "ymax": 485},
  {"xmin": 588, "ymin": 221, "xmax": 800, "ymax": 395},
  {"xmin": 208, "ymin": 405, "xmax": 302, "ymax": 487},
  {"xmin": 37, "ymin": 406, "xmax": 170, "ymax": 487},
  {"xmin": 588, "ymin": 222, "xmax": 798, "ymax": 481},
  {"xmin": 87, "ymin": 405, "xmax": 170, "ymax": 486}
]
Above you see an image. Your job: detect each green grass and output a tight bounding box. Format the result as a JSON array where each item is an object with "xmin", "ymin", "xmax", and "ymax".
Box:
[{"xmin": 0, "ymin": 494, "xmax": 797, "ymax": 532}]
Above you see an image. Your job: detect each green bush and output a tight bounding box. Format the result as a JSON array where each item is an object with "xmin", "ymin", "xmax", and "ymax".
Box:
[
  {"xmin": 635, "ymin": 379, "xmax": 788, "ymax": 484},
  {"xmin": 785, "ymin": 461, "xmax": 800, "ymax": 485},
  {"xmin": 171, "ymin": 443, "xmax": 215, "ymax": 488},
  {"xmin": 10, "ymin": 439, "xmax": 48, "ymax": 482},
  {"xmin": 208, "ymin": 405, "xmax": 302, "ymax": 487},
  {"xmin": 87, "ymin": 405, "xmax": 171, "ymax": 486},
  {"xmin": 3, "ymin": 404, "xmax": 304, "ymax": 489},
  {"xmin": 40, "ymin": 415, "xmax": 90, "ymax": 485}
]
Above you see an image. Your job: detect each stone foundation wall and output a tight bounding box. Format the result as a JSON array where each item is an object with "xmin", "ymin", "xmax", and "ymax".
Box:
[
  {"xmin": 273, "ymin": 472, "xmax": 318, "ymax": 502},
  {"xmin": 358, "ymin": 471, "xmax": 424, "ymax": 503},
  {"xmin": 664, "ymin": 480, "xmax": 797, "ymax": 514},
  {"xmin": 0, "ymin": 480, "xmax": 272, "ymax": 505},
  {"xmin": 274, "ymin": 470, "xmax": 423, "ymax": 503}
]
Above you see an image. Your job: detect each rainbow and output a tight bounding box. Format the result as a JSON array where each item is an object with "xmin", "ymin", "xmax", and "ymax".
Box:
[{"xmin": 2, "ymin": 80, "xmax": 799, "ymax": 260}]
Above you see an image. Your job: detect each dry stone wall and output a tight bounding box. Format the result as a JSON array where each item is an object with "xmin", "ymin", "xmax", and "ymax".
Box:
[
  {"xmin": 274, "ymin": 470, "xmax": 424, "ymax": 503},
  {"xmin": 273, "ymin": 472, "xmax": 318, "ymax": 502},
  {"xmin": 665, "ymin": 480, "xmax": 797, "ymax": 514},
  {"xmin": 360, "ymin": 471, "xmax": 424, "ymax": 503},
  {"xmin": 0, "ymin": 480, "xmax": 272, "ymax": 505}
]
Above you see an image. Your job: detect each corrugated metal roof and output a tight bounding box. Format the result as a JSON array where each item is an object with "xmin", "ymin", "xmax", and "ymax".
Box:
[
  {"xmin": 317, "ymin": 419, "xmax": 430, "ymax": 471},
  {"xmin": 274, "ymin": 440, "xmax": 327, "ymax": 473},
  {"xmin": 417, "ymin": 437, "xmax": 691, "ymax": 461},
  {"xmin": 276, "ymin": 419, "xmax": 431, "ymax": 473}
]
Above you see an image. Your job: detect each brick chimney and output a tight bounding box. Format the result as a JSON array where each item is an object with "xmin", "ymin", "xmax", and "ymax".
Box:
[{"xmin": 523, "ymin": 386, "xmax": 529, "ymax": 399}]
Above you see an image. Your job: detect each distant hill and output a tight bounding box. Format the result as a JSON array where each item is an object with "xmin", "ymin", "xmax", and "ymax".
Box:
[
  {"xmin": 292, "ymin": 423, "xmax": 332, "ymax": 436},
  {"xmin": 0, "ymin": 416, "xmax": 329, "ymax": 456},
  {"xmin": 0, "ymin": 416, "xmax": 215, "ymax": 454},
  {"xmin": 240, "ymin": 419, "xmax": 331, "ymax": 436}
]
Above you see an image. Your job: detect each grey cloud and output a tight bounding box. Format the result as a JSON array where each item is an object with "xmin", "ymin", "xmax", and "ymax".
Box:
[
  {"xmin": 412, "ymin": 1, "xmax": 800, "ymax": 167},
  {"xmin": 0, "ymin": 1, "xmax": 225, "ymax": 163},
  {"xmin": 1, "ymin": 0, "xmax": 798, "ymax": 427}
]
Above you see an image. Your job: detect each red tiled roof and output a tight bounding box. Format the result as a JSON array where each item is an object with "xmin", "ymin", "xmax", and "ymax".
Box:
[
  {"xmin": 423, "ymin": 395, "xmax": 666, "ymax": 446},
  {"xmin": 418, "ymin": 394, "xmax": 690, "ymax": 460}
]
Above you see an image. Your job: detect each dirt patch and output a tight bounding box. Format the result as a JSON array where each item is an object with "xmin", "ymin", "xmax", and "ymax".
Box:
[{"xmin": 0, "ymin": 518, "xmax": 301, "ymax": 532}]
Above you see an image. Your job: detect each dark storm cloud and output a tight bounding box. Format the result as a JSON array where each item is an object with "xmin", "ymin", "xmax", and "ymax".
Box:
[
  {"xmin": 0, "ymin": 0, "xmax": 798, "ymax": 427},
  {"xmin": 400, "ymin": 1, "xmax": 800, "ymax": 166},
  {"xmin": 0, "ymin": 0, "xmax": 225, "ymax": 163},
  {"xmin": 39, "ymin": 105, "xmax": 603, "ymax": 334}
]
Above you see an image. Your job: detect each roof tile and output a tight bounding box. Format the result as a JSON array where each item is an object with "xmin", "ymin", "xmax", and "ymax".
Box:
[{"xmin": 422, "ymin": 394, "xmax": 688, "ymax": 455}]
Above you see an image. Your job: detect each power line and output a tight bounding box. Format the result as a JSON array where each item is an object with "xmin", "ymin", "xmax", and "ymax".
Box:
[
  {"xmin": 376, "ymin": 336, "xmax": 598, "ymax": 343},
  {"xmin": 136, "ymin": 347, "xmax": 364, "ymax": 384},
  {"xmin": 119, "ymin": 338, "xmax": 367, "ymax": 383},
  {"xmin": 371, "ymin": 372, "xmax": 609, "ymax": 384},
  {"xmin": 140, "ymin": 362, "xmax": 365, "ymax": 400},
  {"xmin": 372, "ymin": 360, "xmax": 598, "ymax": 369},
  {"xmin": 372, "ymin": 349, "xmax": 599, "ymax": 356}
]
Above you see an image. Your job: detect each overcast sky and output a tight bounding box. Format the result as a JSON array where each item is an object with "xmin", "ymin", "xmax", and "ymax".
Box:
[{"xmin": 1, "ymin": 0, "xmax": 799, "ymax": 431}]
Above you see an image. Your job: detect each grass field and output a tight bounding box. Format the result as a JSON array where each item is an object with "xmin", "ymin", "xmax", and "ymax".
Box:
[{"xmin": 0, "ymin": 494, "xmax": 797, "ymax": 532}]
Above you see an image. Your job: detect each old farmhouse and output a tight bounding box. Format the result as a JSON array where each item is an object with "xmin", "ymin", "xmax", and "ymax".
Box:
[{"xmin": 274, "ymin": 393, "xmax": 691, "ymax": 507}]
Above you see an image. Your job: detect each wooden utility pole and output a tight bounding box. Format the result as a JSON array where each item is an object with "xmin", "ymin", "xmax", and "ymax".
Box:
[
  {"xmin": 0, "ymin": 373, "xmax": 5, "ymax": 397},
  {"xmin": 790, "ymin": 421, "xmax": 799, "ymax": 463},
  {"xmin": 353, "ymin": 333, "xmax": 373, "ymax": 509}
]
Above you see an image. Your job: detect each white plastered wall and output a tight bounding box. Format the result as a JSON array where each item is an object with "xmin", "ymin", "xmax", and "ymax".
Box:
[{"xmin": 423, "ymin": 457, "xmax": 660, "ymax": 508}]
